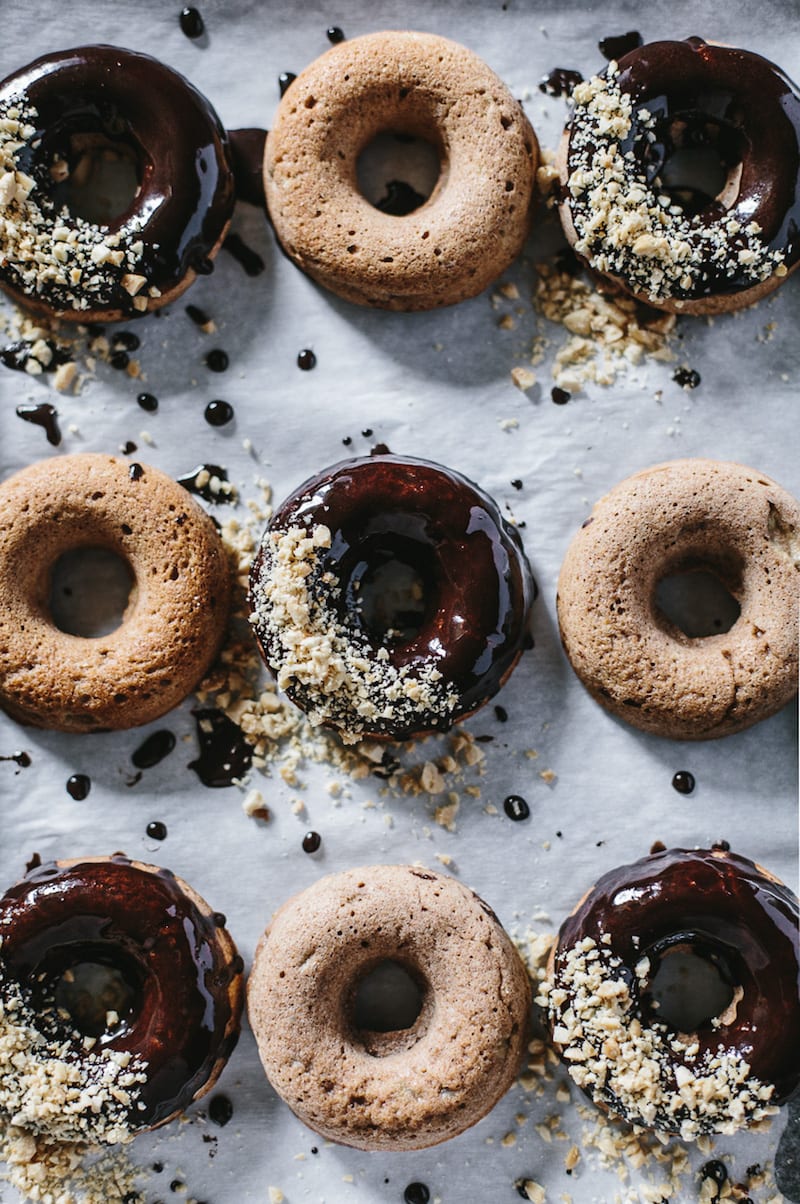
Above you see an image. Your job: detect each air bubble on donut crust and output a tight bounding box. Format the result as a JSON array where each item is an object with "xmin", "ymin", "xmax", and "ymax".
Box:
[
  {"xmin": 0, "ymin": 100, "xmax": 152, "ymax": 312},
  {"xmin": 249, "ymin": 524, "xmax": 459, "ymax": 742},
  {"xmin": 564, "ymin": 66, "xmax": 785, "ymax": 303},
  {"xmin": 539, "ymin": 936, "xmax": 777, "ymax": 1139}
]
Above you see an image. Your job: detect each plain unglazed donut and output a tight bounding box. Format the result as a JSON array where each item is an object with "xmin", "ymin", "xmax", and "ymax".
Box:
[
  {"xmin": 247, "ymin": 865, "xmax": 531, "ymax": 1150},
  {"xmin": 264, "ymin": 30, "xmax": 538, "ymax": 310},
  {"xmin": 556, "ymin": 38, "xmax": 800, "ymax": 314},
  {"xmin": 543, "ymin": 846, "xmax": 800, "ymax": 1138},
  {"xmin": 556, "ymin": 458, "xmax": 800, "ymax": 739},
  {"xmin": 0, "ymin": 453, "xmax": 231, "ymax": 731}
]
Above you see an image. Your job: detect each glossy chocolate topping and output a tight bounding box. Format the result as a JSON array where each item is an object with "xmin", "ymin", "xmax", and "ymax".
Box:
[
  {"xmin": 556, "ymin": 847, "xmax": 800, "ymax": 1104},
  {"xmin": 0, "ymin": 856, "xmax": 242, "ymax": 1128},
  {"xmin": 251, "ymin": 454, "xmax": 534, "ymax": 739},
  {"xmin": 0, "ymin": 45, "xmax": 235, "ymax": 313},
  {"xmin": 609, "ymin": 39, "xmax": 800, "ymax": 290},
  {"xmin": 228, "ymin": 127, "xmax": 267, "ymax": 207}
]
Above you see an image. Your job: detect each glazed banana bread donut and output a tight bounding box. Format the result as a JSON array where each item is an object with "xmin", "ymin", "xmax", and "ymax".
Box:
[
  {"xmin": 543, "ymin": 847, "xmax": 800, "ymax": 1138},
  {"xmin": 557, "ymin": 458, "xmax": 800, "ymax": 739},
  {"xmin": 556, "ymin": 38, "xmax": 800, "ymax": 314},
  {"xmin": 0, "ymin": 855, "xmax": 244, "ymax": 1140},
  {"xmin": 264, "ymin": 30, "xmax": 538, "ymax": 309},
  {"xmin": 0, "ymin": 453, "xmax": 231, "ymax": 731},
  {"xmin": 0, "ymin": 45, "xmax": 235, "ymax": 321},
  {"xmin": 247, "ymin": 865, "xmax": 531, "ymax": 1150},
  {"xmin": 249, "ymin": 454, "xmax": 534, "ymax": 741}
]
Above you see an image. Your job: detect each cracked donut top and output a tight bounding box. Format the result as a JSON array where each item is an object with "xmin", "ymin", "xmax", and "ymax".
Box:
[
  {"xmin": 541, "ymin": 848, "xmax": 800, "ymax": 1139},
  {"xmin": 0, "ymin": 46, "xmax": 234, "ymax": 315},
  {"xmin": 563, "ymin": 39, "xmax": 800, "ymax": 303}
]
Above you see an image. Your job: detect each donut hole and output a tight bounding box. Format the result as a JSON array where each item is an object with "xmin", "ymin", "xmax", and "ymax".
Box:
[
  {"xmin": 49, "ymin": 130, "xmax": 143, "ymax": 225},
  {"xmin": 642, "ymin": 939, "xmax": 738, "ymax": 1034},
  {"xmin": 350, "ymin": 959, "xmax": 426, "ymax": 1051},
  {"xmin": 347, "ymin": 537, "xmax": 435, "ymax": 644},
  {"xmin": 654, "ymin": 563, "xmax": 741, "ymax": 639},
  {"xmin": 49, "ymin": 546, "xmax": 135, "ymax": 637},
  {"xmin": 356, "ymin": 132, "xmax": 441, "ymax": 215},
  {"xmin": 53, "ymin": 958, "xmax": 140, "ymax": 1040},
  {"xmin": 645, "ymin": 114, "xmax": 745, "ymax": 217}
]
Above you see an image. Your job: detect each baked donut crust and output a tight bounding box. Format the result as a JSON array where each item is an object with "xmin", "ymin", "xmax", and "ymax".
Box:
[
  {"xmin": 247, "ymin": 865, "xmax": 531, "ymax": 1150},
  {"xmin": 0, "ymin": 453, "xmax": 231, "ymax": 731},
  {"xmin": 556, "ymin": 39, "xmax": 800, "ymax": 314},
  {"xmin": 556, "ymin": 458, "xmax": 800, "ymax": 739},
  {"xmin": 0, "ymin": 855, "xmax": 244, "ymax": 1135},
  {"xmin": 544, "ymin": 847, "xmax": 800, "ymax": 1137},
  {"xmin": 264, "ymin": 31, "xmax": 538, "ymax": 310}
]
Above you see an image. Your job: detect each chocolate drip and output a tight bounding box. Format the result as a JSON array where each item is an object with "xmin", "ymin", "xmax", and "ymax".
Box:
[
  {"xmin": 539, "ymin": 68, "xmax": 584, "ymax": 98},
  {"xmin": 222, "ymin": 232, "xmax": 265, "ymax": 276},
  {"xmin": 132, "ymin": 730, "xmax": 176, "ymax": 769},
  {"xmin": 66, "ymin": 774, "xmax": 91, "ymax": 800},
  {"xmin": 16, "ymin": 403, "xmax": 61, "ymax": 446},
  {"xmin": 1, "ymin": 751, "xmax": 31, "ymax": 768},
  {"xmin": 188, "ymin": 708, "xmax": 253, "ymax": 787},
  {"xmin": 227, "ymin": 128, "xmax": 268, "ymax": 208},
  {"xmin": 176, "ymin": 463, "xmax": 233, "ymax": 504},
  {"xmin": 598, "ymin": 31, "xmax": 643, "ymax": 60}
]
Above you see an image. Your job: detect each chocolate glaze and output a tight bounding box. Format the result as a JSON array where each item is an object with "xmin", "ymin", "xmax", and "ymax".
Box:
[
  {"xmin": 539, "ymin": 67, "xmax": 584, "ymax": 98},
  {"xmin": 0, "ymin": 46, "xmax": 235, "ymax": 314},
  {"xmin": 1, "ymin": 750, "xmax": 31, "ymax": 768},
  {"xmin": 16, "ymin": 402, "xmax": 61, "ymax": 446},
  {"xmin": 594, "ymin": 39, "xmax": 800, "ymax": 293},
  {"xmin": 598, "ymin": 31, "xmax": 643, "ymax": 60},
  {"xmin": 227, "ymin": 128, "xmax": 268, "ymax": 208},
  {"xmin": 555, "ymin": 848, "xmax": 800, "ymax": 1110},
  {"xmin": 66, "ymin": 773, "xmax": 91, "ymax": 800},
  {"xmin": 188, "ymin": 708, "xmax": 253, "ymax": 787},
  {"xmin": 177, "ymin": 463, "xmax": 234, "ymax": 504},
  {"xmin": 0, "ymin": 856, "xmax": 242, "ymax": 1128},
  {"xmin": 132, "ymin": 729, "xmax": 176, "ymax": 769},
  {"xmin": 223, "ymin": 232, "xmax": 265, "ymax": 276},
  {"xmin": 251, "ymin": 454, "xmax": 534, "ymax": 739},
  {"xmin": 278, "ymin": 72, "xmax": 296, "ymax": 98}
]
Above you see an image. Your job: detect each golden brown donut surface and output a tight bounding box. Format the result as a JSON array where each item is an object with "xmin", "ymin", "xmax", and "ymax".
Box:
[
  {"xmin": 0, "ymin": 453, "xmax": 231, "ymax": 731},
  {"xmin": 556, "ymin": 458, "xmax": 800, "ymax": 739},
  {"xmin": 265, "ymin": 30, "xmax": 538, "ymax": 310},
  {"xmin": 247, "ymin": 865, "xmax": 531, "ymax": 1150}
]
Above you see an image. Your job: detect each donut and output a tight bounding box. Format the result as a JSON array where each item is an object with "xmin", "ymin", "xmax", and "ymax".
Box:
[
  {"xmin": 264, "ymin": 31, "xmax": 538, "ymax": 310},
  {"xmin": 0, "ymin": 855, "xmax": 243, "ymax": 1140},
  {"xmin": 556, "ymin": 458, "xmax": 800, "ymax": 739},
  {"xmin": 556, "ymin": 38, "xmax": 800, "ymax": 314},
  {"xmin": 543, "ymin": 847, "xmax": 800, "ymax": 1138},
  {"xmin": 248, "ymin": 454, "xmax": 534, "ymax": 741},
  {"xmin": 0, "ymin": 45, "xmax": 235, "ymax": 322},
  {"xmin": 247, "ymin": 864, "xmax": 531, "ymax": 1150},
  {"xmin": 0, "ymin": 453, "xmax": 231, "ymax": 732}
]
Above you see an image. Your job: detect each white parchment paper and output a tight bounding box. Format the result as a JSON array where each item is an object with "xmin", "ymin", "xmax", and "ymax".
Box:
[{"xmin": 0, "ymin": 1, "xmax": 798, "ymax": 1201}]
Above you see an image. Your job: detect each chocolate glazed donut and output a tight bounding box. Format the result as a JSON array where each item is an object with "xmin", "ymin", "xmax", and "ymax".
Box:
[
  {"xmin": 0, "ymin": 46, "xmax": 235, "ymax": 320},
  {"xmin": 249, "ymin": 455, "xmax": 535, "ymax": 740},
  {"xmin": 0, "ymin": 856, "xmax": 244, "ymax": 1130},
  {"xmin": 557, "ymin": 38, "xmax": 800, "ymax": 313},
  {"xmin": 548, "ymin": 848, "xmax": 800, "ymax": 1136}
]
